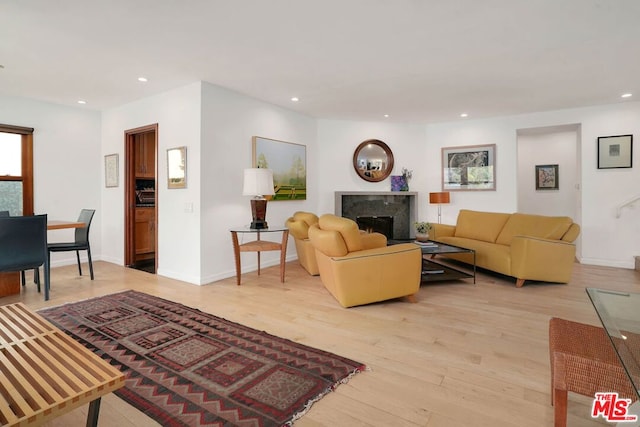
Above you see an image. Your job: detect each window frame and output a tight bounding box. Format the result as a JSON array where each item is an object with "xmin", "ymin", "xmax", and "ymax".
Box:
[{"xmin": 0, "ymin": 124, "xmax": 34, "ymax": 215}]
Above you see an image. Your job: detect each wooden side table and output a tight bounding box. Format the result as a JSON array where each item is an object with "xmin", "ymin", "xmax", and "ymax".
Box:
[{"xmin": 230, "ymin": 226, "xmax": 289, "ymax": 286}]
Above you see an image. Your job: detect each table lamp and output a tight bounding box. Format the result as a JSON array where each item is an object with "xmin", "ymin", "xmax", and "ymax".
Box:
[
  {"xmin": 429, "ymin": 191, "xmax": 450, "ymax": 224},
  {"xmin": 243, "ymin": 168, "xmax": 275, "ymax": 229}
]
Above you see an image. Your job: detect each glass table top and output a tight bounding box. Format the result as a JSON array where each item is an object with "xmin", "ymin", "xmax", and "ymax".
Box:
[
  {"xmin": 587, "ymin": 288, "xmax": 640, "ymax": 399},
  {"xmin": 230, "ymin": 225, "xmax": 288, "ymax": 233}
]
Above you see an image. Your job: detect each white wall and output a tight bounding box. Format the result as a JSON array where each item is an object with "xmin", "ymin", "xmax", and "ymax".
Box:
[
  {"xmin": 316, "ymin": 120, "xmax": 428, "ymax": 219},
  {"xmin": 423, "ymin": 102, "xmax": 640, "ymax": 268},
  {"xmin": 516, "ymin": 128, "xmax": 578, "ymax": 218},
  {"xmin": 0, "ymin": 95, "xmax": 102, "ymax": 267},
  {"xmin": 4, "ymin": 85, "xmax": 638, "ymax": 282},
  {"xmin": 200, "ymin": 83, "xmax": 318, "ymax": 284},
  {"xmin": 101, "ymin": 83, "xmax": 203, "ymax": 283},
  {"xmin": 317, "ymin": 102, "xmax": 639, "ymax": 269}
]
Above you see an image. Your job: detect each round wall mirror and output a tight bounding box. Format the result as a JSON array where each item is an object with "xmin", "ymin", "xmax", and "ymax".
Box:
[{"xmin": 353, "ymin": 139, "xmax": 394, "ymax": 182}]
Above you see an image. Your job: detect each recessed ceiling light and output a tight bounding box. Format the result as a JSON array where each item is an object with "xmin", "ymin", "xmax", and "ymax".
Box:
[
  {"xmin": 291, "ymin": 97, "xmax": 299, "ymax": 102},
  {"xmin": 621, "ymin": 93, "xmax": 632, "ymax": 98},
  {"xmin": 384, "ymin": 114, "xmax": 389, "ymax": 118},
  {"xmin": 138, "ymin": 77, "xmax": 148, "ymax": 82},
  {"xmin": 77, "ymin": 100, "xmax": 87, "ymax": 104},
  {"xmin": 460, "ymin": 113, "xmax": 468, "ymax": 118}
]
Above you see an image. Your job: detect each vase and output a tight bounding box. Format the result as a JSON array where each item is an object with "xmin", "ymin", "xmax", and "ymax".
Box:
[
  {"xmin": 415, "ymin": 232, "xmax": 429, "ymax": 242},
  {"xmin": 391, "ymin": 175, "xmax": 409, "ymax": 192}
]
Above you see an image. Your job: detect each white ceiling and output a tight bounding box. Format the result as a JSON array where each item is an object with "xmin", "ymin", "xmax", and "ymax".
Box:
[{"xmin": 1, "ymin": 0, "xmax": 639, "ymax": 123}]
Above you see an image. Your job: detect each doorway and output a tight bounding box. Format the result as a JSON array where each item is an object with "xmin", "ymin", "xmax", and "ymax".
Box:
[
  {"xmin": 124, "ymin": 124, "xmax": 158, "ymax": 273},
  {"xmin": 516, "ymin": 123, "xmax": 582, "ymax": 258}
]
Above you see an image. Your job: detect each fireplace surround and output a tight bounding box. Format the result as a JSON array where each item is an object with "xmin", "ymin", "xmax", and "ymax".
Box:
[{"xmin": 335, "ymin": 191, "xmax": 417, "ymax": 240}]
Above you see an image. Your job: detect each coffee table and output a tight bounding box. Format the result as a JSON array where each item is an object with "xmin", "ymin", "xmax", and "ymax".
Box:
[{"xmin": 416, "ymin": 241, "xmax": 476, "ymax": 284}]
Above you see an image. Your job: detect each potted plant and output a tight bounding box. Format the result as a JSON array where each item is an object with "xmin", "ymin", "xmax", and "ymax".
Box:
[{"xmin": 414, "ymin": 221, "xmax": 432, "ymax": 242}]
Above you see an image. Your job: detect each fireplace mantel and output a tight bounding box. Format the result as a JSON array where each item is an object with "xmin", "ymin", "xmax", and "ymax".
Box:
[{"xmin": 335, "ymin": 191, "xmax": 418, "ymax": 239}]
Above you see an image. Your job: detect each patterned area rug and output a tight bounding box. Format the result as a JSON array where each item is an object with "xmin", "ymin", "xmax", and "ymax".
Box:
[{"xmin": 38, "ymin": 291, "xmax": 365, "ymax": 427}]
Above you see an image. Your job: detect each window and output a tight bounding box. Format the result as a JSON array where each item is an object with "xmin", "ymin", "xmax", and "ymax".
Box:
[{"xmin": 0, "ymin": 124, "xmax": 34, "ymax": 215}]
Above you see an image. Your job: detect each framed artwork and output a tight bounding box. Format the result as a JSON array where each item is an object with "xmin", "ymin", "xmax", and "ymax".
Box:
[
  {"xmin": 167, "ymin": 146, "xmax": 187, "ymax": 189},
  {"xmin": 535, "ymin": 164, "xmax": 559, "ymax": 190},
  {"xmin": 597, "ymin": 134, "xmax": 633, "ymax": 169},
  {"xmin": 442, "ymin": 144, "xmax": 496, "ymax": 191},
  {"xmin": 252, "ymin": 136, "xmax": 306, "ymax": 200},
  {"xmin": 104, "ymin": 154, "xmax": 118, "ymax": 188}
]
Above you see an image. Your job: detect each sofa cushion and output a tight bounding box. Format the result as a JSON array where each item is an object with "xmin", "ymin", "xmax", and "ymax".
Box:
[
  {"xmin": 495, "ymin": 213, "xmax": 573, "ymax": 246},
  {"xmin": 454, "ymin": 210, "xmax": 510, "ymax": 243}
]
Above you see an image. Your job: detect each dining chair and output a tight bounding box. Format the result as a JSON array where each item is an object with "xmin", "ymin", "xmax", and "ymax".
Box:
[
  {"xmin": 549, "ymin": 317, "xmax": 636, "ymax": 427},
  {"xmin": 0, "ymin": 214, "xmax": 51, "ymax": 300},
  {"xmin": 0, "ymin": 210, "xmax": 40, "ymax": 287},
  {"xmin": 47, "ymin": 209, "xmax": 95, "ymax": 280}
]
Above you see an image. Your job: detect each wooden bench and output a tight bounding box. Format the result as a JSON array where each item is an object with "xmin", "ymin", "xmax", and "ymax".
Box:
[{"xmin": 0, "ymin": 303, "xmax": 125, "ymax": 426}]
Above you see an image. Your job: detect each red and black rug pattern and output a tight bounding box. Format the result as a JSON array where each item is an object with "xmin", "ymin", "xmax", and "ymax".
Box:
[{"xmin": 38, "ymin": 291, "xmax": 365, "ymax": 427}]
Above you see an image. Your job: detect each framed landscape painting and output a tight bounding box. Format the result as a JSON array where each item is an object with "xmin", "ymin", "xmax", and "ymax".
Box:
[
  {"xmin": 252, "ymin": 136, "xmax": 306, "ymax": 200},
  {"xmin": 535, "ymin": 164, "xmax": 559, "ymax": 190},
  {"xmin": 442, "ymin": 144, "xmax": 496, "ymax": 191}
]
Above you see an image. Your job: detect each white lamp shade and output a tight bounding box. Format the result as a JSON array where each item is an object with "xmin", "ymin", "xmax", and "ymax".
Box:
[{"xmin": 242, "ymin": 168, "xmax": 275, "ymax": 196}]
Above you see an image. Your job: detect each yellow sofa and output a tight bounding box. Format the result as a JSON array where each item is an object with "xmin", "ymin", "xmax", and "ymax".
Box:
[
  {"xmin": 285, "ymin": 211, "xmax": 320, "ymax": 275},
  {"xmin": 308, "ymin": 214, "xmax": 422, "ymax": 307},
  {"xmin": 431, "ymin": 209, "xmax": 580, "ymax": 287}
]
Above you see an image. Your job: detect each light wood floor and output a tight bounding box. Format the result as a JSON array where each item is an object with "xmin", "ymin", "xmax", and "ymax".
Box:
[{"xmin": 8, "ymin": 259, "xmax": 639, "ymax": 426}]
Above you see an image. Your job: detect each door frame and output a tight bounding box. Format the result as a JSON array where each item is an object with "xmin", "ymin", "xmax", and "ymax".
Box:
[{"xmin": 124, "ymin": 124, "xmax": 158, "ymax": 269}]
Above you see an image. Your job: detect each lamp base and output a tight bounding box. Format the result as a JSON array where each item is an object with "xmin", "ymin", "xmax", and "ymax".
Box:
[
  {"xmin": 249, "ymin": 199, "xmax": 269, "ymax": 229},
  {"xmin": 250, "ymin": 220, "xmax": 268, "ymax": 229}
]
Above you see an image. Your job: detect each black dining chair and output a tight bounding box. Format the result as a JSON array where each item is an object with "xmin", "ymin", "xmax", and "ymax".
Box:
[
  {"xmin": 0, "ymin": 214, "xmax": 51, "ymax": 300},
  {"xmin": 0, "ymin": 210, "xmax": 39, "ymax": 287},
  {"xmin": 48, "ymin": 209, "xmax": 95, "ymax": 280}
]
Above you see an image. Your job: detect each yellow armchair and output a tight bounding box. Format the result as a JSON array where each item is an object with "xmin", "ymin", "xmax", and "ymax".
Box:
[
  {"xmin": 308, "ymin": 214, "xmax": 422, "ymax": 308},
  {"xmin": 285, "ymin": 211, "xmax": 320, "ymax": 275}
]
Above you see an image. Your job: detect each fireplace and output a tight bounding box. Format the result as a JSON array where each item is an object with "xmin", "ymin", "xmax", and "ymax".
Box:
[
  {"xmin": 335, "ymin": 191, "xmax": 417, "ymax": 240},
  {"xmin": 356, "ymin": 215, "xmax": 394, "ymax": 239}
]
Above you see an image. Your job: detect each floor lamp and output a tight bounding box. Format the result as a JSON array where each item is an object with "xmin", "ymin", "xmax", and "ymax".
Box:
[{"xmin": 429, "ymin": 191, "xmax": 450, "ymax": 224}]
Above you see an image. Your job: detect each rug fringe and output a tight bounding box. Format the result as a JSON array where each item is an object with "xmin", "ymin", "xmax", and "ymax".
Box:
[{"xmin": 284, "ymin": 365, "xmax": 367, "ymax": 426}]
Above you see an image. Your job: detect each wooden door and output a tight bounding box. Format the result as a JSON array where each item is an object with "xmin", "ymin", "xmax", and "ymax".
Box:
[{"xmin": 124, "ymin": 124, "xmax": 158, "ymax": 271}]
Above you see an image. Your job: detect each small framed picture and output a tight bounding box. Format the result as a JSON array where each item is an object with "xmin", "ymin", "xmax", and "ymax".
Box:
[
  {"xmin": 167, "ymin": 146, "xmax": 187, "ymax": 189},
  {"xmin": 597, "ymin": 134, "xmax": 633, "ymax": 169},
  {"xmin": 104, "ymin": 154, "xmax": 118, "ymax": 188},
  {"xmin": 535, "ymin": 164, "xmax": 559, "ymax": 190}
]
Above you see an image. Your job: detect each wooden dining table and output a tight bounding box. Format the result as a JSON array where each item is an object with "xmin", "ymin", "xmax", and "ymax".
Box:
[
  {"xmin": 47, "ymin": 220, "xmax": 86, "ymax": 230},
  {"xmin": 0, "ymin": 220, "xmax": 86, "ymax": 298}
]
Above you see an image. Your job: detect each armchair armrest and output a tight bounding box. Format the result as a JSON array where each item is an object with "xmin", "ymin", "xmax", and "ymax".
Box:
[
  {"xmin": 511, "ymin": 236, "xmax": 576, "ymax": 284},
  {"xmin": 431, "ymin": 223, "xmax": 455, "ymax": 240},
  {"xmin": 360, "ymin": 232, "xmax": 387, "ymax": 249}
]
